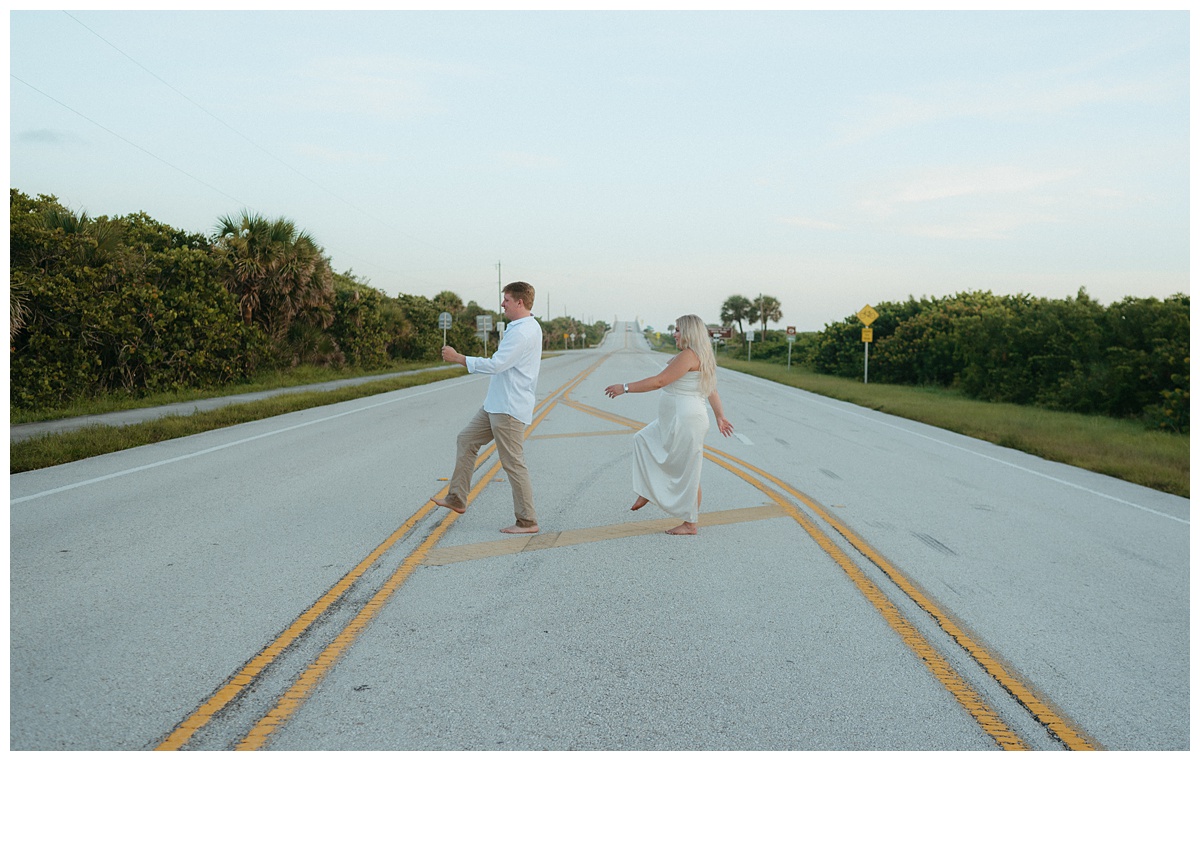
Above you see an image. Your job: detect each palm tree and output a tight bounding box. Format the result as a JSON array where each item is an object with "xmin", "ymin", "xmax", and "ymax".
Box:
[
  {"xmin": 720, "ymin": 294, "xmax": 753, "ymax": 335},
  {"xmin": 214, "ymin": 211, "xmax": 334, "ymax": 342},
  {"xmin": 40, "ymin": 207, "xmax": 123, "ymax": 266},
  {"xmin": 9, "ymin": 276, "xmax": 30, "ymax": 343},
  {"xmin": 753, "ymin": 294, "xmax": 783, "ymax": 335},
  {"xmin": 432, "ymin": 290, "xmax": 465, "ymax": 316}
]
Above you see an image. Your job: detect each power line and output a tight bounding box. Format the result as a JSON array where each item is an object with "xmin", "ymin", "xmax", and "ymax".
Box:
[
  {"xmin": 11, "ymin": 73, "xmax": 408, "ymax": 280},
  {"xmin": 11, "ymin": 73, "xmax": 252, "ymax": 210},
  {"xmin": 60, "ymin": 10, "xmax": 453, "ymax": 258},
  {"xmin": 13, "ymin": 74, "xmax": 489, "ymax": 295},
  {"xmin": 20, "ymin": 14, "xmax": 529, "ymax": 296},
  {"xmin": 61, "ymin": 10, "xmax": 379, "ymax": 222}
]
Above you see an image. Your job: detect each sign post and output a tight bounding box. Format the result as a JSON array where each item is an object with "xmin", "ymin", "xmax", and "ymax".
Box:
[
  {"xmin": 438, "ymin": 311, "xmax": 452, "ymax": 347},
  {"xmin": 476, "ymin": 314, "xmax": 493, "ymax": 356},
  {"xmin": 857, "ymin": 305, "xmax": 878, "ymax": 383},
  {"xmin": 746, "ymin": 330, "xmax": 756, "ymax": 361},
  {"xmin": 786, "ymin": 325, "xmax": 796, "ymax": 368}
]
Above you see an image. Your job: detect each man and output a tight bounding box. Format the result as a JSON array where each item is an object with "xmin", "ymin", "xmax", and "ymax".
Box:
[{"xmin": 432, "ymin": 281, "xmax": 543, "ymax": 535}]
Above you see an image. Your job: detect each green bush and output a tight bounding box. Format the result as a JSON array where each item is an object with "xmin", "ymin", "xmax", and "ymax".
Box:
[
  {"xmin": 803, "ymin": 287, "xmax": 1188, "ymax": 429},
  {"xmin": 9, "ymin": 191, "xmax": 265, "ymax": 410}
]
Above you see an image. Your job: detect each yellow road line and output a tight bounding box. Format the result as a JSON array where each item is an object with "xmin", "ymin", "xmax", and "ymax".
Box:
[
  {"xmin": 156, "ymin": 435, "xmax": 504, "ymax": 750},
  {"xmin": 559, "ymin": 396, "xmax": 1053, "ymax": 749},
  {"xmin": 530, "ymin": 429, "xmax": 633, "ymax": 440},
  {"xmin": 424, "ymin": 504, "xmax": 788, "ymax": 565},
  {"xmin": 560, "ymin": 397, "xmax": 645, "ymax": 430},
  {"xmin": 235, "ymin": 456, "xmax": 507, "ymax": 750},
  {"xmin": 168, "ymin": 349, "xmax": 1076, "ymax": 752},
  {"xmin": 234, "ymin": 354, "xmax": 610, "ymax": 749},
  {"xmin": 156, "ymin": 354, "xmax": 607, "ymax": 750},
  {"xmin": 703, "ymin": 450, "xmax": 1030, "ymax": 750},
  {"xmin": 154, "ymin": 501, "xmax": 436, "ymax": 751},
  {"xmin": 707, "ymin": 446, "xmax": 1101, "ymax": 751},
  {"xmin": 562, "ymin": 395, "xmax": 1094, "ymax": 749}
]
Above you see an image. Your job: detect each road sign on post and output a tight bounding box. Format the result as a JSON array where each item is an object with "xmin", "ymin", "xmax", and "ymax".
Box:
[
  {"xmin": 857, "ymin": 305, "xmax": 877, "ymax": 383},
  {"xmin": 438, "ymin": 311, "xmax": 452, "ymax": 346},
  {"xmin": 786, "ymin": 325, "xmax": 796, "ymax": 368},
  {"xmin": 476, "ymin": 314, "xmax": 493, "ymax": 356},
  {"xmin": 746, "ymin": 330, "xmax": 755, "ymax": 361}
]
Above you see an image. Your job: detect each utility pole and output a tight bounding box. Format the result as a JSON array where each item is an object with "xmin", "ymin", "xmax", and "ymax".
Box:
[{"xmin": 496, "ymin": 261, "xmax": 502, "ymax": 314}]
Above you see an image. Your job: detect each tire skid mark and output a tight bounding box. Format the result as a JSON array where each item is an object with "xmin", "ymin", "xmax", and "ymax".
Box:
[
  {"xmin": 155, "ymin": 353, "xmax": 609, "ymax": 751},
  {"xmin": 706, "ymin": 445, "xmax": 1100, "ymax": 751},
  {"xmin": 561, "ymin": 393, "xmax": 1093, "ymax": 749}
]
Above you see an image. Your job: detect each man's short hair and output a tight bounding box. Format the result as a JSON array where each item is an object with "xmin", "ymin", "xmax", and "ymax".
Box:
[{"xmin": 503, "ymin": 281, "xmax": 535, "ymax": 310}]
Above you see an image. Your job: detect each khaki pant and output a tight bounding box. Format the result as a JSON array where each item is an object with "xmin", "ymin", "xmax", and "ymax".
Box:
[{"xmin": 446, "ymin": 408, "xmax": 537, "ymax": 528}]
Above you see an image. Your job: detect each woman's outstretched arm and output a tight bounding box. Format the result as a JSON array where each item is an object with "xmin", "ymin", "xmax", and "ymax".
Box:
[{"xmin": 604, "ymin": 348, "xmax": 698, "ymax": 398}]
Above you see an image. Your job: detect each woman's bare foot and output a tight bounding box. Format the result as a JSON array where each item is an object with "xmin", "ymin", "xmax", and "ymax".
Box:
[
  {"xmin": 666, "ymin": 522, "xmax": 698, "ymax": 535},
  {"xmin": 630, "ymin": 496, "xmax": 649, "ymax": 511}
]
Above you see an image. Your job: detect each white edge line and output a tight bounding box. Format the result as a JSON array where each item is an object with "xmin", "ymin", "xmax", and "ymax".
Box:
[
  {"xmin": 734, "ymin": 373, "xmax": 1190, "ymax": 526},
  {"xmin": 11, "ymin": 379, "xmax": 467, "ymax": 505}
]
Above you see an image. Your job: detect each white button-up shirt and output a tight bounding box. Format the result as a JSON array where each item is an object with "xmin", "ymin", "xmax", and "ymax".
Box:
[{"xmin": 465, "ymin": 315, "xmax": 543, "ymax": 425}]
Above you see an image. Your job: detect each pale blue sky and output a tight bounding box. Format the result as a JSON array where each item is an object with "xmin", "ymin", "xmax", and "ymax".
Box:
[{"xmin": 7, "ymin": 9, "xmax": 1190, "ymax": 333}]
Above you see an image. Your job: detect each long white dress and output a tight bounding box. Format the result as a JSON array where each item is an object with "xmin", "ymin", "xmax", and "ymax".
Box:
[{"xmin": 632, "ymin": 370, "xmax": 709, "ymax": 522}]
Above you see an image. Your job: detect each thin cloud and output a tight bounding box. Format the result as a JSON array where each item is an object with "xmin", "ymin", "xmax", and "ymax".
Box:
[
  {"xmin": 836, "ymin": 63, "xmax": 1169, "ymax": 147},
  {"xmin": 15, "ymin": 128, "xmax": 82, "ymax": 145},
  {"xmin": 857, "ymin": 165, "xmax": 1072, "ymax": 240},
  {"xmin": 292, "ymin": 54, "xmax": 475, "ymax": 120},
  {"xmin": 899, "ymin": 209, "xmax": 1058, "ymax": 241},
  {"xmin": 780, "ymin": 216, "xmax": 844, "ymax": 231},
  {"xmin": 494, "ymin": 151, "xmax": 564, "ymax": 170},
  {"xmin": 860, "ymin": 165, "xmax": 1078, "ymax": 215},
  {"xmin": 292, "ymin": 143, "xmax": 390, "ymax": 165}
]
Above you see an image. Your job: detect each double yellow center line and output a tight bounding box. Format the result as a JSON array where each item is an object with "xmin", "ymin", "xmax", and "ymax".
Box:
[
  {"xmin": 156, "ymin": 354, "xmax": 609, "ymax": 751},
  {"xmin": 562, "ymin": 396, "xmax": 1098, "ymax": 751},
  {"xmin": 159, "ymin": 350, "xmax": 1096, "ymax": 751}
]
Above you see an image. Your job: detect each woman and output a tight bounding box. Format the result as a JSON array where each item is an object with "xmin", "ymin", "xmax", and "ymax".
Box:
[{"xmin": 604, "ymin": 315, "xmax": 734, "ymax": 535}]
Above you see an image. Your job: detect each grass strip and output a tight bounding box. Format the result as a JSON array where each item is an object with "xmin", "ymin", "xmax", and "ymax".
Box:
[
  {"xmin": 717, "ymin": 356, "xmax": 1188, "ymax": 498},
  {"xmin": 10, "ymin": 368, "xmax": 465, "ymax": 474},
  {"xmin": 9, "ymin": 361, "xmax": 451, "ymax": 425}
]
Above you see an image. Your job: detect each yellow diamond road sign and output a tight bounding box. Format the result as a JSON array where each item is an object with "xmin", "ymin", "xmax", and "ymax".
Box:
[{"xmin": 857, "ymin": 305, "xmax": 879, "ymax": 326}]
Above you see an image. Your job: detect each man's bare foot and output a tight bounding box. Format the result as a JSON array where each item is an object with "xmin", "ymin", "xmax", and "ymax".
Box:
[
  {"xmin": 500, "ymin": 523, "xmax": 539, "ymax": 534},
  {"xmin": 666, "ymin": 522, "xmax": 698, "ymax": 535},
  {"xmin": 431, "ymin": 496, "xmax": 466, "ymax": 514},
  {"xmin": 631, "ymin": 496, "xmax": 649, "ymax": 512}
]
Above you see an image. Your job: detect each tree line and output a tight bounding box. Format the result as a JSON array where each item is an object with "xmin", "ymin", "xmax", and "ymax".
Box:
[
  {"xmin": 716, "ymin": 289, "xmax": 1188, "ymax": 433},
  {"xmin": 719, "ymin": 293, "xmax": 783, "ymax": 337},
  {"xmin": 9, "ymin": 190, "xmax": 607, "ymax": 412}
]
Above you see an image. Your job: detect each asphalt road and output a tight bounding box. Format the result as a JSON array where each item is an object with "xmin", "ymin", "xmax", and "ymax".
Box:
[{"xmin": 9, "ymin": 322, "xmax": 1190, "ymax": 751}]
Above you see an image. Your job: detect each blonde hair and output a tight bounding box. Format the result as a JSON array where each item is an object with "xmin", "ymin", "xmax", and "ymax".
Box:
[{"xmin": 675, "ymin": 314, "xmax": 717, "ymax": 395}]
